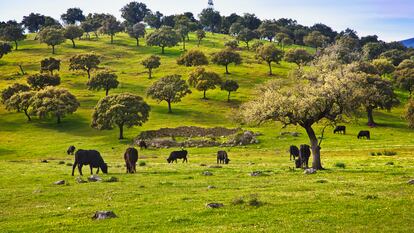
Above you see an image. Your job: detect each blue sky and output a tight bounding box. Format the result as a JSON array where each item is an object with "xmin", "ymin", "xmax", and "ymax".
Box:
[{"xmin": 0, "ymin": 0, "xmax": 413, "ymax": 41}]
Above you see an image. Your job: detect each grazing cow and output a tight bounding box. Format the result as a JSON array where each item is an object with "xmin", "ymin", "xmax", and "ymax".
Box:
[
  {"xmin": 67, "ymin": 145, "xmax": 76, "ymax": 155},
  {"xmin": 295, "ymin": 159, "xmax": 302, "ymax": 168},
  {"xmin": 71, "ymin": 150, "xmax": 108, "ymax": 176},
  {"xmin": 217, "ymin": 151, "xmax": 230, "ymax": 164},
  {"xmin": 138, "ymin": 140, "xmax": 147, "ymax": 150},
  {"xmin": 333, "ymin": 126, "xmax": 346, "ymax": 134},
  {"xmin": 357, "ymin": 130, "xmax": 370, "ymax": 139},
  {"xmin": 299, "ymin": 144, "xmax": 311, "ymax": 168},
  {"xmin": 289, "ymin": 145, "xmax": 299, "ymax": 161},
  {"xmin": 167, "ymin": 150, "xmax": 188, "ymax": 163},
  {"xmin": 124, "ymin": 147, "xmax": 138, "ymax": 173}
]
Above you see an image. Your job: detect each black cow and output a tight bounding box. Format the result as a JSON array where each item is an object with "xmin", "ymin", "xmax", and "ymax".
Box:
[
  {"xmin": 289, "ymin": 145, "xmax": 299, "ymax": 161},
  {"xmin": 357, "ymin": 130, "xmax": 370, "ymax": 139},
  {"xmin": 67, "ymin": 145, "xmax": 76, "ymax": 155},
  {"xmin": 217, "ymin": 151, "xmax": 230, "ymax": 164},
  {"xmin": 71, "ymin": 150, "xmax": 108, "ymax": 176},
  {"xmin": 299, "ymin": 144, "xmax": 311, "ymax": 168},
  {"xmin": 124, "ymin": 147, "xmax": 138, "ymax": 173},
  {"xmin": 138, "ymin": 140, "xmax": 147, "ymax": 150},
  {"xmin": 167, "ymin": 150, "xmax": 188, "ymax": 163},
  {"xmin": 334, "ymin": 126, "xmax": 346, "ymax": 134}
]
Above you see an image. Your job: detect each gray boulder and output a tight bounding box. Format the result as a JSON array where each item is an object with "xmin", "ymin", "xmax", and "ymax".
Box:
[
  {"xmin": 304, "ymin": 168, "xmax": 317, "ymax": 174},
  {"xmin": 92, "ymin": 211, "xmax": 117, "ymax": 220},
  {"xmin": 54, "ymin": 180, "xmax": 65, "ymax": 185},
  {"xmin": 88, "ymin": 175, "xmax": 102, "ymax": 182},
  {"xmin": 206, "ymin": 203, "xmax": 224, "ymax": 208}
]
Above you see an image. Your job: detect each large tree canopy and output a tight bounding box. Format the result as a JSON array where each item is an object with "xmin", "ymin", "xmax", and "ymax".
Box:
[
  {"xmin": 177, "ymin": 50, "xmax": 209, "ymax": 67},
  {"xmin": 100, "ymin": 16, "xmax": 123, "ymax": 44},
  {"xmin": 1, "ymin": 83, "xmax": 30, "ymax": 104},
  {"xmin": 38, "ymin": 27, "xmax": 65, "ymax": 54},
  {"xmin": 146, "ymin": 26, "xmax": 180, "ymax": 54},
  {"xmin": 120, "ymin": 1, "xmax": 150, "ymax": 26},
  {"xmin": 0, "ymin": 21, "xmax": 26, "ymax": 50},
  {"xmin": 198, "ymin": 8, "xmax": 221, "ymax": 33},
  {"xmin": 255, "ymin": 44, "xmax": 284, "ymax": 75},
  {"xmin": 211, "ymin": 49, "xmax": 242, "ymax": 74},
  {"xmin": 27, "ymin": 73, "xmax": 61, "ymax": 90},
  {"xmin": 0, "ymin": 42, "xmax": 12, "ymax": 59},
  {"xmin": 64, "ymin": 25, "xmax": 84, "ymax": 48},
  {"xmin": 141, "ymin": 55, "xmax": 161, "ymax": 79},
  {"xmin": 61, "ymin": 8, "xmax": 85, "ymax": 24},
  {"xmin": 69, "ymin": 53, "xmax": 100, "ymax": 79},
  {"xmin": 40, "ymin": 57, "xmax": 61, "ymax": 75},
  {"xmin": 5, "ymin": 91, "xmax": 35, "ymax": 121},
  {"xmin": 31, "ymin": 87, "xmax": 79, "ymax": 124},
  {"xmin": 87, "ymin": 71, "xmax": 119, "ymax": 96},
  {"xmin": 21, "ymin": 13, "xmax": 45, "ymax": 33},
  {"xmin": 91, "ymin": 93, "xmax": 150, "ymax": 139},
  {"xmin": 188, "ymin": 67, "xmax": 222, "ymax": 99},
  {"xmin": 147, "ymin": 75, "xmax": 191, "ymax": 113},
  {"xmin": 127, "ymin": 23, "xmax": 146, "ymax": 46},
  {"xmin": 240, "ymin": 63, "xmax": 363, "ymax": 170}
]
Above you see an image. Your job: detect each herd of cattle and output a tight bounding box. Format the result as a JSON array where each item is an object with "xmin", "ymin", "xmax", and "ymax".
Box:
[{"xmin": 66, "ymin": 126, "xmax": 370, "ymax": 175}]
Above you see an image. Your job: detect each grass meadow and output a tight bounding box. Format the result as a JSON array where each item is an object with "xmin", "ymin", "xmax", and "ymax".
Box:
[{"xmin": 0, "ymin": 31, "xmax": 413, "ymax": 232}]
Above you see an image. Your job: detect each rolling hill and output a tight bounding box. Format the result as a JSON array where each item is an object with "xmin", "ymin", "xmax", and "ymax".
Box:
[{"xmin": 401, "ymin": 37, "xmax": 414, "ymax": 48}]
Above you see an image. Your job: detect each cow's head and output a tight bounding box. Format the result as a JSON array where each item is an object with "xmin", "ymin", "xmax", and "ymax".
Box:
[
  {"xmin": 101, "ymin": 163, "xmax": 108, "ymax": 174},
  {"xmin": 167, "ymin": 158, "xmax": 172, "ymax": 163},
  {"xmin": 225, "ymin": 158, "xmax": 230, "ymax": 164}
]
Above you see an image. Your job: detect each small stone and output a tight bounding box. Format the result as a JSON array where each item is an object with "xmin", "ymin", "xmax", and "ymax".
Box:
[
  {"xmin": 58, "ymin": 161, "xmax": 65, "ymax": 165},
  {"xmin": 206, "ymin": 203, "xmax": 224, "ymax": 208},
  {"xmin": 75, "ymin": 177, "xmax": 87, "ymax": 184},
  {"xmin": 92, "ymin": 211, "xmax": 117, "ymax": 220},
  {"xmin": 202, "ymin": 171, "xmax": 213, "ymax": 176},
  {"xmin": 250, "ymin": 171, "xmax": 262, "ymax": 176},
  {"xmin": 200, "ymin": 164, "xmax": 207, "ymax": 166},
  {"xmin": 408, "ymin": 179, "xmax": 414, "ymax": 185},
  {"xmin": 304, "ymin": 168, "xmax": 317, "ymax": 174},
  {"xmin": 41, "ymin": 160, "xmax": 48, "ymax": 163},
  {"xmin": 54, "ymin": 180, "xmax": 65, "ymax": 185},
  {"xmin": 88, "ymin": 175, "xmax": 102, "ymax": 182},
  {"xmin": 207, "ymin": 185, "xmax": 216, "ymax": 189}
]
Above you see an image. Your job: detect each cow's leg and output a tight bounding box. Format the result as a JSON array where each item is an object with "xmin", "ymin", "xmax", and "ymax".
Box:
[
  {"xmin": 72, "ymin": 161, "xmax": 77, "ymax": 176},
  {"xmin": 90, "ymin": 165, "xmax": 93, "ymax": 174},
  {"xmin": 96, "ymin": 167, "xmax": 100, "ymax": 174},
  {"xmin": 78, "ymin": 164, "xmax": 83, "ymax": 176},
  {"xmin": 133, "ymin": 163, "xmax": 136, "ymax": 173}
]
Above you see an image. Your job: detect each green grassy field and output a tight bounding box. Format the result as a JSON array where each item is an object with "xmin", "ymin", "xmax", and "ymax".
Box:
[{"xmin": 0, "ymin": 32, "xmax": 413, "ymax": 232}]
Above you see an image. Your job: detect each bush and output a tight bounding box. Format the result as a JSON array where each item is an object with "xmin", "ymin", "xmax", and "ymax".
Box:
[
  {"xmin": 383, "ymin": 150, "xmax": 397, "ymax": 156},
  {"xmin": 139, "ymin": 161, "xmax": 146, "ymax": 166},
  {"xmin": 370, "ymin": 152, "xmax": 376, "ymax": 156},
  {"xmin": 232, "ymin": 197, "xmax": 244, "ymax": 205},
  {"xmin": 335, "ymin": 162, "xmax": 346, "ymax": 169},
  {"xmin": 385, "ymin": 161, "xmax": 394, "ymax": 166}
]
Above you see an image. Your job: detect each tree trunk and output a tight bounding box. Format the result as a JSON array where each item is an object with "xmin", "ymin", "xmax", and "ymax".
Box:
[
  {"xmin": 136, "ymin": 38, "xmax": 139, "ymax": 47},
  {"xmin": 304, "ymin": 125, "xmax": 323, "ymax": 170},
  {"xmin": 52, "ymin": 45, "xmax": 55, "ymax": 54},
  {"xmin": 268, "ymin": 62, "xmax": 273, "ymax": 75},
  {"xmin": 246, "ymin": 41, "xmax": 249, "ymax": 50},
  {"xmin": 167, "ymin": 100, "xmax": 172, "ymax": 113},
  {"xmin": 105, "ymin": 88, "xmax": 109, "ymax": 96},
  {"xmin": 161, "ymin": 46, "xmax": 165, "ymax": 54},
  {"xmin": 148, "ymin": 68, "xmax": 152, "ymax": 79},
  {"xmin": 14, "ymin": 41, "xmax": 18, "ymax": 50},
  {"xmin": 198, "ymin": 39, "xmax": 201, "ymax": 47},
  {"xmin": 71, "ymin": 39, "xmax": 76, "ymax": 48},
  {"xmin": 367, "ymin": 107, "xmax": 375, "ymax": 126},
  {"xmin": 119, "ymin": 124, "xmax": 124, "ymax": 139},
  {"xmin": 110, "ymin": 35, "xmax": 114, "ymax": 44},
  {"xmin": 24, "ymin": 109, "xmax": 31, "ymax": 121},
  {"xmin": 182, "ymin": 38, "xmax": 186, "ymax": 50},
  {"xmin": 225, "ymin": 65, "xmax": 229, "ymax": 74},
  {"xmin": 50, "ymin": 70, "xmax": 54, "ymax": 75},
  {"xmin": 203, "ymin": 90, "xmax": 207, "ymax": 99},
  {"xmin": 57, "ymin": 115, "xmax": 61, "ymax": 124},
  {"xmin": 227, "ymin": 91, "xmax": 231, "ymax": 102}
]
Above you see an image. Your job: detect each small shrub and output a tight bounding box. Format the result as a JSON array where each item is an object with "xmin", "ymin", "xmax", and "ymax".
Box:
[
  {"xmin": 66, "ymin": 163, "xmax": 73, "ymax": 166},
  {"xmin": 316, "ymin": 179, "xmax": 328, "ymax": 183},
  {"xmin": 248, "ymin": 194, "xmax": 262, "ymax": 207},
  {"xmin": 335, "ymin": 162, "xmax": 346, "ymax": 169},
  {"xmin": 139, "ymin": 161, "xmax": 146, "ymax": 166},
  {"xmin": 58, "ymin": 161, "xmax": 65, "ymax": 165},
  {"xmin": 383, "ymin": 150, "xmax": 397, "ymax": 156},
  {"xmin": 385, "ymin": 161, "xmax": 394, "ymax": 166},
  {"xmin": 370, "ymin": 152, "xmax": 376, "ymax": 156},
  {"xmin": 376, "ymin": 152, "xmax": 382, "ymax": 156},
  {"xmin": 232, "ymin": 197, "xmax": 244, "ymax": 205},
  {"xmin": 365, "ymin": 194, "xmax": 378, "ymax": 200}
]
